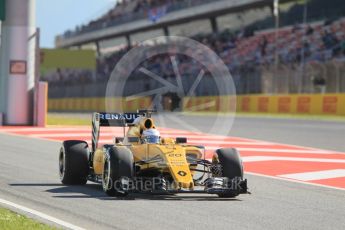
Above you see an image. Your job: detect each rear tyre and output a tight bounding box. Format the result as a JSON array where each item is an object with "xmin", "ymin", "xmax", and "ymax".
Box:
[
  {"xmin": 102, "ymin": 146, "xmax": 134, "ymax": 197},
  {"xmin": 214, "ymin": 148, "xmax": 243, "ymax": 198},
  {"xmin": 59, "ymin": 140, "xmax": 90, "ymax": 185}
]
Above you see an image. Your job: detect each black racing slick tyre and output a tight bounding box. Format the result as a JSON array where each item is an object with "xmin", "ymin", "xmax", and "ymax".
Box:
[
  {"xmin": 59, "ymin": 140, "xmax": 90, "ymax": 185},
  {"xmin": 102, "ymin": 146, "xmax": 134, "ymax": 197},
  {"xmin": 214, "ymin": 148, "xmax": 244, "ymax": 198}
]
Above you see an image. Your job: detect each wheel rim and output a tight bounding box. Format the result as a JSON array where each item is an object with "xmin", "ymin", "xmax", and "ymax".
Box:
[
  {"xmin": 102, "ymin": 158, "xmax": 111, "ymax": 191},
  {"xmin": 59, "ymin": 150, "xmax": 65, "ymax": 179}
]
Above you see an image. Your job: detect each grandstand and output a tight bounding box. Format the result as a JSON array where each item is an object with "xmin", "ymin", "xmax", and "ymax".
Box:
[{"xmin": 48, "ymin": 0, "xmax": 345, "ymax": 111}]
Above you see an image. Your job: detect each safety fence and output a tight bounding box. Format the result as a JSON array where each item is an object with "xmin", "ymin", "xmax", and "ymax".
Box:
[{"xmin": 260, "ymin": 60, "xmax": 345, "ymax": 94}]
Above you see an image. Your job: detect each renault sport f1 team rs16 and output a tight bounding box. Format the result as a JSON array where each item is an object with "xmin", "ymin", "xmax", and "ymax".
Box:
[{"xmin": 58, "ymin": 110, "xmax": 248, "ymax": 198}]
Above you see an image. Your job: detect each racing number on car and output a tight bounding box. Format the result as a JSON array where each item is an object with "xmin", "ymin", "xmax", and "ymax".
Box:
[{"xmin": 168, "ymin": 153, "xmax": 182, "ymax": 157}]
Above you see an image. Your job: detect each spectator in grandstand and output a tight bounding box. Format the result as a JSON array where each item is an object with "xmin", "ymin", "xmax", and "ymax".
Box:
[
  {"xmin": 313, "ymin": 75, "xmax": 327, "ymax": 94},
  {"xmin": 259, "ymin": 36, "xmax": 268, "ymax": 56},
  {"xmin": 302, "ymin": 39, "xmax": 311, "ymax": 58},
  {"xmin": 292, "ymin": 23, "xmax": 302, "ymax": 33},
  {"xmin": 306, "ymin": 25, "xmax": 314, "ymax": 36},
  {"xmin": 321, "ymin": 29, "xmax": 339, "ymax": 50},
  {"xmin": 340, "ymin": 35, "xmax": 345, "ymax": 55}
]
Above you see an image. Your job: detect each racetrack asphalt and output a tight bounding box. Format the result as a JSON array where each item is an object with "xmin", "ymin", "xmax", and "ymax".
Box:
[{"xmin": 0, "ymin": 114, "xmax": 344, "ymax": 230}]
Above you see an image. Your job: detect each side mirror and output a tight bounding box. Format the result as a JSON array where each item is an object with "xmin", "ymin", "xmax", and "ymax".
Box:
[
  {"xmin": 127, "ymin": 137, "xmax": 140, "ymax": 143},
  {"xmin": 114, "ymin": 137, "xmax": 124, "ymax": 143},
  {"xmin": 176, "ymin": 137, "xmax": 187, "ymax": 144}
]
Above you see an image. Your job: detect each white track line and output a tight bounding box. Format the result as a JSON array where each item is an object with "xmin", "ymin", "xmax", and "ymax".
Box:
[
  {"xmin": 1, "ymin": 127, "xmax": 344, "ymax": 153},
  {"xmin": 246, "ymin": 172, "xmax": 345, "ymax": 191},
  {"xmin": 29, "ymin": 133, "xmax": 262, "ymax": 141},
  {"xmin": 30, "ymin": 133, "xmax": 115, "ymax": 138},
  {"xmin": 184, "ymin": 140, "xmax": 272, "ymax": 145},
  {"xmin": 0, "ymin": 128, "xmax": 199, "ymax": 134},
  {"xmin": 203, "ymin": 146, "xmax": 336, "ymax": 154},
  {"xmin": 0, "ymin": 127, "xmax": 91, "ymax": 132},
  {"xmin": 89, "ymin": 140, "xmax": 337, "ymax": 154},
  {"xmin": 26, "ymin": 131, "xmax": 234, "ymax": 139},
  {"xmin": 7, "ymin": 132, "xmax": 338, "ymax": 154},
  {"xmin": 236, "ymin": 148, "xmax": 337, "ymax": 154},
  {"xmin": 0, "ymin": 198, "xmax": 85, "ymax": 230},
  {"xmin": 242, "ymin": 156, "xmax": 345, "ymax": 163},
  {"xmin": 278, "ymin": 169, "xmax": 345, "ymax": 181},
  {"xmin": 93, "ymin": 139, "xmax": 271, "ymax": 146}
]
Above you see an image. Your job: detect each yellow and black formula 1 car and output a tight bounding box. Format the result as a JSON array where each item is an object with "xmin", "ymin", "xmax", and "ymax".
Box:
[{"xmin": 58, "ymin": 110, "xmax": 248, "ymax": 197}]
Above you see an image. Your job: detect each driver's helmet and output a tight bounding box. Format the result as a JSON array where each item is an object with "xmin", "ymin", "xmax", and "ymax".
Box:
[{"xmin": 142, "ymin": 128, "xmax": 160, "ymax": 144}]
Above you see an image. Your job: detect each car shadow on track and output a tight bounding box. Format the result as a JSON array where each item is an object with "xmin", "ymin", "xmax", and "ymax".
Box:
[{"xmin": 9, "ymin": 183, "xmax": 242, "ymax": 201}]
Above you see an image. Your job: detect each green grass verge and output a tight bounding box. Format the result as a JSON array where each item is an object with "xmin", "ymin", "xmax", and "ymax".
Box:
[{"xmin": 0, "ymin": 207, "xmax": 57, "ymax": 230}]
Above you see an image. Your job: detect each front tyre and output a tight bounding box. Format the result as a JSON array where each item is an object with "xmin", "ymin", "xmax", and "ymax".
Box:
[
  {"xmin": 59, "ymin": 140, "xmax": 90, "ymax": 185},
  {"xmin": 213, "ymin": 148, "xmax": 244, "ymax": 198},
  {"xmin": 102, "ymin": 146, "xmax": 134, "ymax": 197}
]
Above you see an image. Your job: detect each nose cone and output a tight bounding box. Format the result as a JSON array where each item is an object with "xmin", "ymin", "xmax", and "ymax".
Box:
[{"xmin": 161, "ymin": 145, "xmax": 194, "ymax": 189}]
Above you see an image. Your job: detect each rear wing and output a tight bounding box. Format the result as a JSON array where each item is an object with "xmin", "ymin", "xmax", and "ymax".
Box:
[
  {"xmin": 91, "ymin": 110, "xmax": 157, "ymax": 152},
  {"xmin": 91, "ymin": 112, "xmax": 141, "ymax": 152}
]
